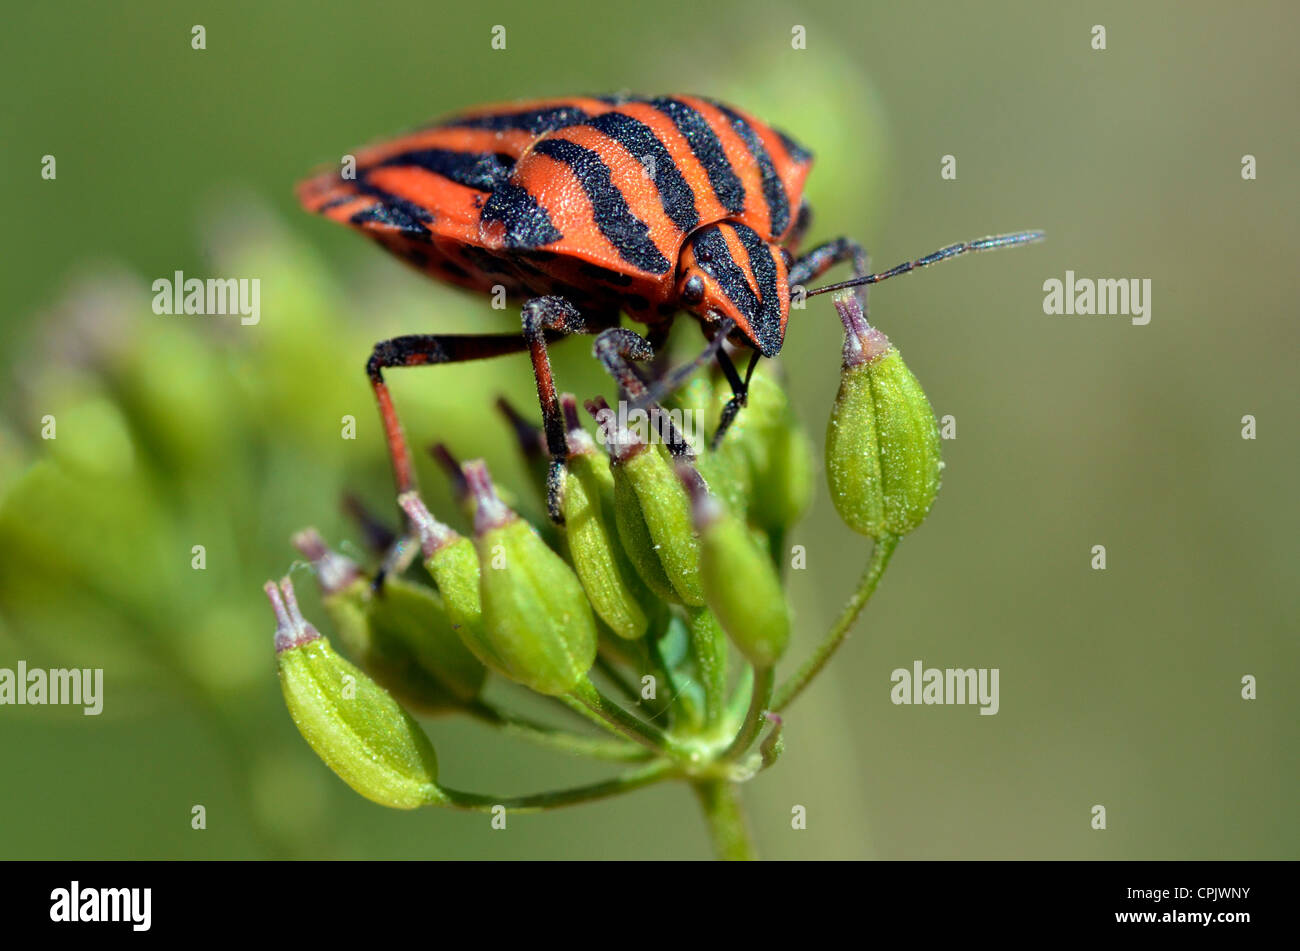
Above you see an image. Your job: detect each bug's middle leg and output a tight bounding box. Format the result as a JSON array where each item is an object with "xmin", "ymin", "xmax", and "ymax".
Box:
[
  {"xmin": 365, "ymin": 295, "xmax": 592, "ymax": 516},
  {"xmin": 519, "ymin": 296, "xmax": 598, "ymax": 522}
]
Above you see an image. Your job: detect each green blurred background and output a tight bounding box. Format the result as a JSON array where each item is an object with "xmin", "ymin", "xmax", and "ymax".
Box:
[{"xmin": 1, "ymin": 1, "xmax": 1295, "ymax": 859}]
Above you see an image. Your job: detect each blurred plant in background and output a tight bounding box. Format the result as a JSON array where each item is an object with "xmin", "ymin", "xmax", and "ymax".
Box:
[{"xmin": 0, "ymin": 205, "xmax": 541, "ymax": 854}]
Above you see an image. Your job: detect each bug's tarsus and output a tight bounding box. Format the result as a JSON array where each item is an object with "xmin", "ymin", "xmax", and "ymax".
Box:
[
  {"xmin": 372, "ymin": 530, "xmax": 419, "ymax": 594},
  {"xmin": 806, "ymin": 230, "xmax": 1045, "ymax": 298}
]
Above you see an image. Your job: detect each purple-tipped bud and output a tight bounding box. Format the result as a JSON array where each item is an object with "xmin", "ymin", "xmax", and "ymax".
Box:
[
  {"xmin": 429, "ymin": 443, "xmax": 470, "ymax": 502},
  {"xmin": 463, "ymin": 460, "xmax": 514, "ymax": 535},
  {"xmin": 834, "ymin": 290, "xmax": 892, "ymax": 369},
  {"xmin": 341, "ymin": 493, "xmax": 397, "ymax": 554},
  {"xmin": 561, "ymin": 393, "xmax": 597, "ymax": 457},
  {"xmin": 266, "ymin": 576, "xmax": 321, "ymax": 653},
  {"xmin": 398, "ymin": 491, "xmax": 461, "ymax": 558},
  {"xmin": 292, "ymin": 527, "xmax": 364, "ymax": 595},
  {"xmin": 496, "ymin": 396, "xmax": 547, "ymax": 461}
]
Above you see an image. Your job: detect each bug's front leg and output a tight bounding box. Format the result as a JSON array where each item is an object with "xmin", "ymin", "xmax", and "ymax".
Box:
[
  {"xmin": 711, "ymin": 345, "xmax": 761, "ymax": 449},
  {"xmin": 592, "ymin": 327, "xmax": 718, "ymax": 459},
  {"xmin": 788, "ymin": 237, "xmax": 871, "ymax": 312}
]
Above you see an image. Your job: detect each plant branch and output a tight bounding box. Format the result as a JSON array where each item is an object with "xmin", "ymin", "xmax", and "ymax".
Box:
[
  {"xmin": 431, "ymin": 760, "xmax": 676, "ymax": 812},
  {"xmin": 465, "ymin": 699, "xmax": 652, "ymax": 761},
  {"xmin": 724, "ymin": 665, "xmax": 774, "ymax": 760},
  {"xmin": 566, "ymin": 676, "xmax": 687, "ymax": 758},
  {"xmin": 691, "ymin": 779, "xmax": 756, "ymax": 860},
  {"xmin": 772, "ymin": 533, "xmax": 899, "ymax": 712}
]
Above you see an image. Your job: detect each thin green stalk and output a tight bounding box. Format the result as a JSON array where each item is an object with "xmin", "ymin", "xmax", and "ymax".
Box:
[
  {"xmin": 647, "ymin": 625, "xmax": 692, "ymax": 729},
  {"xmin": 691, "ymin": 779, "xmax": 756, "ymax": 860},
  {"xmin": 689, "ymin": 608, "xmax": 727, "ymax": 728},
  {"xmin": 724, "ymin": 665, "xmax": 774, "ymax": 760},
  {"xmin": 773, "ymin": 533, "xmax": 899, "ymax": 712},
  {"xmin": 594, "ymin": 653, "xmax": 642, "ymax": 705},
  {"xmin": 432, "ymin": 761, "xmax": 675, "ymax": 813},
  {"xmin": 465, "ymin": 699, "xmax": 651, "ymax": 762},
  {"xmin": 566, "ymin": 676, "xmax": 688, "ymax": 758}
]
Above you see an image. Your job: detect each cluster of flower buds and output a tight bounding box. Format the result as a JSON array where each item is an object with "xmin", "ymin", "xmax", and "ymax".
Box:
[{"xmin": 269, "ymin": 309, "xmax": 943, "ymax": 821}]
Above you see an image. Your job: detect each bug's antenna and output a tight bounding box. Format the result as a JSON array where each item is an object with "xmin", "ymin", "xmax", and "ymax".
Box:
[{"xmin": 805, "ymin": 230, "xmax": 1044, "ymax": 298}]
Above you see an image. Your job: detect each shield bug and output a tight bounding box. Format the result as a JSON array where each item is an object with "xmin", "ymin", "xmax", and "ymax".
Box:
[{"xmin": 298, "ymin": 95, "xmax": 1042, "ymax": 525}]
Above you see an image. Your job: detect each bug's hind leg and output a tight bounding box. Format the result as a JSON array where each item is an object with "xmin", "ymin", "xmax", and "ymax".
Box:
[
  {"xmin": 366, "ymin": 332, "xmax": 539, "ymax": 498},
  {"xmin": 365, "ymin": 331, "xmax": 544, "ymax": 584}
]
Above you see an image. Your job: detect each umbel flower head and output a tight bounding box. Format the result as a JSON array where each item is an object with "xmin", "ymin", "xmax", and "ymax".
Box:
[{"xmin": 268, "ymin": 318, "xmax": 945, "ymax": 858}]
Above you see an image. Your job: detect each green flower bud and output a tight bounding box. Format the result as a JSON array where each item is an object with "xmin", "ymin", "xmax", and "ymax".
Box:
[
  {"xmin": 268, "ymin": 577, "xmax": 439, "ymax": 810},
  {"xmin": 468, "ymin": 461, "xmax": 597, "ymax": 696},
  {"xmin": 592, "ymin": 398, "xmax": 704, "ymax": 607},
  {"xmin": 398, "ymin": 491, "xmax": 501, "ymax": 673},
  {"xmin": 293, "ymin": 529, "xmax": 484, "ymax": 713},
  {"xmin": 559, "ymin": 396, "xmax": 651, "ymax": 640},
  {"xmin": 681, "ymin": 466, "xmax": 790, "ymax": 668},
  {"xmin": 825, "ymin": 291, "xmax": 942, "ymax": 539},
  {"xmin": 751, "ymin": 417, "xmax": 815, "ymax": 541}
]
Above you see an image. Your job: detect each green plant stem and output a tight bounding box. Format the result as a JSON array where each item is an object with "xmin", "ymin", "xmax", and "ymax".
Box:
[
  {"xmin": 724, "ymin": 665, "xmax": 774, "ymax": 760},
  {"xmin": 594, "ymin": 653, "xmax": 642, "ymax": 705},
  {"xmin": 647, "ymin": 625, "xmax": 689, "ymax": 729},
  {"xmin": 772, "ymin": 533, "xmax": 899, "ymax": 712},
  {"xmin": 431, "ymin": 760, "xmax": 675, "ymax": 813},
  {"xmin": 565, "ymin": 677, "xmax": 687, "ymax": 758},
  {"xmin": 689, "ymin": 608, "xmax": 727, "ymax": 728},
  {"xmin": 691, "ymin": 779, "xmax": 756, "ymax": 860},
  {"xmin": 465, "ymin": 699, "xmax": 651, "ymax": 761}
]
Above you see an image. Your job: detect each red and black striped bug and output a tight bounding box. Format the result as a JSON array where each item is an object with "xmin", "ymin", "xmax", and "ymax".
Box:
[{"xmin": 298, "ymin": 94, "xmax": 1041, "ymax": 526}]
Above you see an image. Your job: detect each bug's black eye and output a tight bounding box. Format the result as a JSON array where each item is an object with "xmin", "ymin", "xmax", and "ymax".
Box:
[{"xmin": 681, "ymin": 274, "xmax": 706, "ymax": 304}]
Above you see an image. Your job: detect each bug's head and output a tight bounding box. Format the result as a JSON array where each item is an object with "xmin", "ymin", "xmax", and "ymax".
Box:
[{"xmin": 676, "ymin": 221, "xmax": 790, "ymax": 357}]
